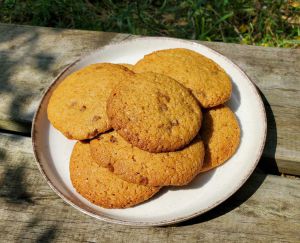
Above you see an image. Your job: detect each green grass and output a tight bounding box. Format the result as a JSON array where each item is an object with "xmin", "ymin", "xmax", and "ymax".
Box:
[{"xmin": 0, "ymin": 0, "xmax": 299, "ymax": 48}]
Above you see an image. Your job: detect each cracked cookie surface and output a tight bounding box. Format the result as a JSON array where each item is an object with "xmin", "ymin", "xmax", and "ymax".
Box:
[
  {"xmin": 90, "ymin": 131, "xmax": 205, "ymax": 186},
  {"xmin": 200, "ymin": 105, "xmax": 240, "ymax": 172},
  {"xmin": 107, "ymin": 72, "xmax": 202, "ymax": 152},
  {"xmin": 133, "ymin": 48, "xmax": 232, "ymax": 108},
  {"xmin": 47, "ymin": 63, "xmax": 134, "ymax": 140},
  {"xmin": 70, "ymin": 141, "xmax": 160, "ymax": 208}
]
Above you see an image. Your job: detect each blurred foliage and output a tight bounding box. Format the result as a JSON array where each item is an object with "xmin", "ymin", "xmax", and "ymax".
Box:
[{"xmin": 0, "ymin": 0, "xmax": 299, "ymax": 47}]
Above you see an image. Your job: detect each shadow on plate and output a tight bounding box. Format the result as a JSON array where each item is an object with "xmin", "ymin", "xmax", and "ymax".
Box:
[
  {"xmin": 169, "ymin": 169, "xmax": 216, "ymax": 191},
  {"xmin": 147, "ymin": 169, "xmax": 216, "ymax": 203},
  {"xmin": 174, "ymin": 169, "xmax": 267, "ymax": 227},
  {"xmin": 226, "ymin": 80, "xmax": 241, "ymax": 112}
]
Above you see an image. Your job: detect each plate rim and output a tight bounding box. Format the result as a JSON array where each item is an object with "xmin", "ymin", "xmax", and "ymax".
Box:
[{"xmin": 31, "ymin": 36, "xmax": 267, "ymax": 226}]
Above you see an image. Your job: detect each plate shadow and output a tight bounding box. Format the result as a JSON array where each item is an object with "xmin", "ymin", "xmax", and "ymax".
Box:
[{"xmin": 175, "ymin": 169, "xmax": 267, "ymax": 227}]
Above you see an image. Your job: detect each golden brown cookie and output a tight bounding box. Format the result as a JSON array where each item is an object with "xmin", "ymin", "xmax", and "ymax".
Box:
[
  {"xmin": 200, "ymin": 105, "xmax": 240, "ymax": 172},
  {"xmin": 70, "ymin": 141, "xmax": 160, "ymax": 208},
  {"xmin": 107, "ymin": 72, "xmax": 202, "ymax": 152},
  {"xmin": 90, "ymin": 131, "xmax": 205, "ymax": 186},
  {"xmin": 133, "ymin": 48, "xmax": 232, "ymax": 108},
  {"xmin": 47, "ymin": 63, "xmax": 133, "ymax": 140}
]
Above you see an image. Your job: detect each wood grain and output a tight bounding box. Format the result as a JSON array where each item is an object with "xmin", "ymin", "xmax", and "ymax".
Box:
[
  {"xmin": 0, "ymin": 23, "xmax": 299, "ymax": 175},
  {"xmin": 0, "ymin": 132, "xmax": 299, "ymax": 242}
]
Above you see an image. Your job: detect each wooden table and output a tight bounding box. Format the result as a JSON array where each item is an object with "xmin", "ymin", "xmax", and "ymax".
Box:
[{"xmin": 0, "ymin": 23, "xmax": 299, "ymax": 242}]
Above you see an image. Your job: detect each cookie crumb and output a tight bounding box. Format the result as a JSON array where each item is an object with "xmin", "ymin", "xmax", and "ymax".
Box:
[{"xmin": 110, "ymin": 135, "xmax": 117, "ymax": 143}]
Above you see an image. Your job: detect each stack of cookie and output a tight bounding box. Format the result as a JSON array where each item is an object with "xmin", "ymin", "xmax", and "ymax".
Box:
[{"xmin": 47, "ymin": 48, "xmax": 240, "ymax": 208}]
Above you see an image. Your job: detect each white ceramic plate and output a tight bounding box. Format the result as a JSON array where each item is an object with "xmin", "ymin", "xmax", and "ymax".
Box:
[{"xmin": 32, "ymin": 37, "xmax": 267, "ymax": 226}]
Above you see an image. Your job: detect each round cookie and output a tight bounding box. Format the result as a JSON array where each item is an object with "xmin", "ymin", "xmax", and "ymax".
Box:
[
  {"xmin": 70, "ymin": 141, "xmax": 160, "ymax": 209},
  {"xmin": 90, "ymin": 131, "xmax": 205, "ymax": 186},
  {"xmin": 133, "ymin": 48, "xmax": 232, "ymax": 108},
  {"xmin": 47, "ymin": 63, "xmax": 134, "ymax": 140},
  {"xmin": 107, "ymin": 72, "xmax": 202, "ymax": 152},
  {"xmin": 200, "ymin": 105, "xmax": 240, "ymax": 172}
]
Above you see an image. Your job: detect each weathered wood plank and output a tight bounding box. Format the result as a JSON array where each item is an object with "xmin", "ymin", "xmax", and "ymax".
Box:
[
  {"xmin": 0, "ymin": 132, "xmax": 299, "ymax": 242},
  {"xmin": 0, "ymin": 23, "xmax": 299, "ymax": 175}
]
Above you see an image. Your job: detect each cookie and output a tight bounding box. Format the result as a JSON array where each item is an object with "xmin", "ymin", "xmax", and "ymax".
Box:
[
  {"xmin": 70, "ymin": 141, "xmax": 160, "ymax": 208},
  {"xmin": 47, "ymin": 63, "xmax": 134, "ymax": 140},
  {"xmin": 90, "ymin": 131, "xmax": 205, "ymax": 186},
  {"xmin": 107, "ymin": 72, "xmax": 202, "ymax": 152},
  {"xmin": 200, "ymin": 105, "xmax": 240, "ymax": 172},
  {"xmin": 133, "ymin": 48, "xmax": 232, "ymax": 108}
]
